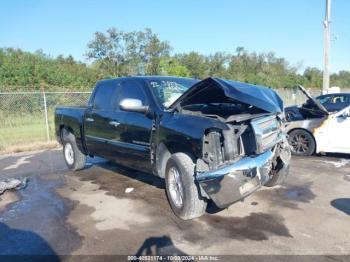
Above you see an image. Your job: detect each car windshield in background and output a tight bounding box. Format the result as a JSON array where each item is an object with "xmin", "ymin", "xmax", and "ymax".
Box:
[
  {"xmin": 148, "ymin": 78, "xmax": 198, "ymax": 108},
  {"xmin": 316, "ymin": 96, "xmax": 332, "ymax": 104}
]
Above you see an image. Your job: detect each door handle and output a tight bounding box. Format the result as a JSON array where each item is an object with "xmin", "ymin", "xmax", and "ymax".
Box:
[
  {"xmin": 109, "ymin": 121, "xmax": 120, "ymax": 127},
  {"xmin": 86, "ymin": 117, "xmax": 94, "ymax": 122}
]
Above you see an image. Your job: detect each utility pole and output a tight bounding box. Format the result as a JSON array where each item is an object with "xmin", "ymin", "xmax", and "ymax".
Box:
[{"xmin": 322, "ymin": 0, "xmax": 331, "ymax": 94}]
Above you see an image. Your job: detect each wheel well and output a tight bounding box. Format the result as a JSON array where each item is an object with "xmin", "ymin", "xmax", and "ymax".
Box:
[
  {"xmin": 59, "ymin": 125, "xmax": 74, "ymax": 142},
  {"xmin": 156, "ymin": 143, "xmax": 196, "ymax": 178},
  {"xmin": 287, "ymin": 128, "xmax": 317, "ymax": 153}
]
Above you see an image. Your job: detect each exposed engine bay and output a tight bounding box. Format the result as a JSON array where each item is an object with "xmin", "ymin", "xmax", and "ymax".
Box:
[
  {"xmin": 196, "ymin": 112, "xmax": 286, "ymax": 170},
  {"xmin": 192, "ymin": 109, "xmax": 291, "ymax": 208},
  {"xmin": 285, "ymin": 85, "xmax": 329, "ymax": 122},
  {"xmin": 168, "ymin": 77, "xmax": 291, "ymax": 208}
]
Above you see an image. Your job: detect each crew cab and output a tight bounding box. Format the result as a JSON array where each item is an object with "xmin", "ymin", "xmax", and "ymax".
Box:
[{"xmin": 55, "ymin": 76, "xmax": 291, "ymax": 219}]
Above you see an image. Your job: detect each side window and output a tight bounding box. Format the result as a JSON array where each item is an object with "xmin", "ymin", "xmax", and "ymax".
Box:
[
  {"xmin": 344, "ymin": 95, "xmax": 350, "ymax": 103},
  {"xmin": 93, "ymin": 82, "xmax": 119, "ymax": 111},
  {"xmin": 117, "ymin": 81, "xmax": 147, "ymax": 107}
]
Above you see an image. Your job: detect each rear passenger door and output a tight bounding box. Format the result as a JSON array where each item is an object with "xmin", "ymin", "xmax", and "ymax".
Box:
[{"xmin": 84, "ymin": 81, "xmax": 125, "ymax": 160}]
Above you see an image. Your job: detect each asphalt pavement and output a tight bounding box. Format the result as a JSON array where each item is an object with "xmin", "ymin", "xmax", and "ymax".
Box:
[{"xmin": 0, "ymin": 148, "xmax": 349, "ymax": 258}]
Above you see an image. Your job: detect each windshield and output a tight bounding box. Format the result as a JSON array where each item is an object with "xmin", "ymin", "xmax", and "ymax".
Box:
[{"xmin": 148, "ymin": 78, "xmax": 199, "ymax": 108}]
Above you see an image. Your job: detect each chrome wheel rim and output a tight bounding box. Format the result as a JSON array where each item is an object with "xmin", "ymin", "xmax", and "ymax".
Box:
[
  {"xmin": 64, "ymin": 143, "xmax": 74, "ymax": 165},
  {"xmin": 289, "ymin": 133, "xmax": 310, "ymax": 154},
  {"xmin": 168, "ymin": 167, "xmax": 184, "ymax": 208}
]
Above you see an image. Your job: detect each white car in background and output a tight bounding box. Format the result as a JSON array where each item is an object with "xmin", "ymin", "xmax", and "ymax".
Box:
[{"xmin": 285, "ymin": 86, "xmax": 350, "ymax": 156}]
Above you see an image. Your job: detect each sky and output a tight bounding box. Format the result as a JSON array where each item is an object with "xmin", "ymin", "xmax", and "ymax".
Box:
[{"xmin": 0, "ymin": 0, "xmax": 349, "ymax": 73}]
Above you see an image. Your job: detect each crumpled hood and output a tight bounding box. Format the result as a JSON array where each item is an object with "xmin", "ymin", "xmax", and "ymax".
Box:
[{"xmin": 169, "ymin": 77, "xmax": 283, "ymax": 113}]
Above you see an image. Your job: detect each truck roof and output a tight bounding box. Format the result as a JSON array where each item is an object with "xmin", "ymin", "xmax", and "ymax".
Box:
[{"xmin": 96, "ymin": 75, "xmax": 198, "ymax": 85}]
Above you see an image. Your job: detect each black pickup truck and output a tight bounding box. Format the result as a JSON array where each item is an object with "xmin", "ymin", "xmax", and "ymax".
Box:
[{"xmin": 55, "ymin": 76, "xmax": 291, "ymax": 219}]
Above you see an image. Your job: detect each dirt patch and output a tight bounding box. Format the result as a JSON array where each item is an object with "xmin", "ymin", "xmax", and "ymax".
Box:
[
  {"xmin": 71, "ymin": 163, "xmax": 173, "ymax": 218},
  {"xmin": 62, "ymin": 173, "xmax": 182, "ymax": 255},
  {"xmin": 60, "ymin": 176, "xmax": 152, "ymax": 231}
]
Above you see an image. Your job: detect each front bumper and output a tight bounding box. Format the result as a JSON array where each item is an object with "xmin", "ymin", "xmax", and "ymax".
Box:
[{"xmin": 196, "ymin": 143, "xmax": 290, "ymax": 208}]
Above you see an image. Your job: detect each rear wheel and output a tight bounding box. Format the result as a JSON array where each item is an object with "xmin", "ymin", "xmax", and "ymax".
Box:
[
  {"xmin": 62, "ymin": 130, "xmax": 86, "ymax": 171},
  {"xmin": 165, "ymin": 153, "xmax": 207, "ymax": 220},
  {"xmin": 288, "ymin": 129, "xmax": 316, "ymax": 156}
]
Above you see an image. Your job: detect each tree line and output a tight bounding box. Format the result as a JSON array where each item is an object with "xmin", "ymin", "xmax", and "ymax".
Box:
[{"xmin": 1, "ymin": 28, "xmax": 349, "ymax": 91}]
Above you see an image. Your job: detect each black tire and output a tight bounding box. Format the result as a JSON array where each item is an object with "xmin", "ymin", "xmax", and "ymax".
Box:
[
  {"xmin": 288, "ymin": 129, "xmax": 316, "ymax": 156},
  {"xmin": 61, "ymin": 130, "xmax": 86, "ymax": 171},
  {"xmin": 165, "ymin": 153, "xmax": 207, "ymax": 220}
]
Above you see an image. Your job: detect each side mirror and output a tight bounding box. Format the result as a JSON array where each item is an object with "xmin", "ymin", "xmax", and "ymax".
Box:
[{"xmin": 120, "ymin": 98, "xmax": 149, "ymax": 113}]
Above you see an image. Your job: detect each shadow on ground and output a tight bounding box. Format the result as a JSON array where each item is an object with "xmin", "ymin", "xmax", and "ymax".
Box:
[
  {"xmin": 135, "ymin": 235, "xmax": 190, "ymax": 258},
  {"xmin": 319, "ymin": 153, "xmax": 350, "ymax": 160},
  {"xmin": 0, "ymin": 222, "xmax": 59, "ymax": 260},
  {"xmin": 81, "ymin": 160, "xmax": 165, "ymax": 190},
  {"xmin": 331, "ymin": 198, "xmax": 350, "ymax": 216}
]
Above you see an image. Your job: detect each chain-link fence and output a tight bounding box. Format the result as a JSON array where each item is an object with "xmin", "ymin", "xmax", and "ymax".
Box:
[
  {"xmin": 0, "ymin": 91, "xmax": 91, "ymax": 151},
  {"xmin": 0, "ymin": 88, "xmax": 348, "ymax": 152}
]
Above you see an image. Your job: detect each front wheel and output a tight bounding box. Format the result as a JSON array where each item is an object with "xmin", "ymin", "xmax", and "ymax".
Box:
[
  {"xmin": 165, "ymin": 153, "xmax": 207, "ymax": 220},
  {"xmin": 288, "ymin": 129, "xmax": 316, "ymax": 156},
  {"xmin": 62, "ymin": 130, "xmax": 86, "ymax": 171}
]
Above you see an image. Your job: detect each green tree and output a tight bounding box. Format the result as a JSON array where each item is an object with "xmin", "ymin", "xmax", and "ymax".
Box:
[
  {"xmin": 303, "ymin": 67, "xmax": 323, "ymax": 88},
  {"xmin": 85, "ymin": 28, "xmax": 171, "ymax": 76},
  {"xmin": 331, "ymin": 70, "xmax": 350, "ymax": 88},
  {"xmin": 2, "ymin": 28, "xmax": 350, "ymax": 92},
  {"xmin": 206, "ymin": 52, "xmax": 230, "ymax": 78},
  {"xmin": 159, "ymin": 59, "xmax": 189, "ymax": 77},
  {"xmin": 176, "ymin": 52, "xmax": 208, "ymax": 79},
  {"xmin": 0, "ymin": 48, "xmax": 101, "ymax": 91},
  {"xmin": 86, "ymin": 28, "xmax": 125, "ymax": 76}
]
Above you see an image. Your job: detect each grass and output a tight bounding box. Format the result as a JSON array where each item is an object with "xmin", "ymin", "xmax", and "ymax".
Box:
[
  {"xmin": 0, "ymin": 141, "xmax": 59, "ymax": 155},
  {"xmin": 0, "ymin": 92, "xmax": 91, "ymax": 154},
  {"xmin": 0, "ymin": 111, "xmax": 57, "ymax": 154}
]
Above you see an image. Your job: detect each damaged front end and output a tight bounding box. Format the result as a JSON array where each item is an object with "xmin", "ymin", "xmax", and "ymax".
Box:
[
  {"xmin": 196, "ymin": 115, "xmax": 291, "ymax": 208},
  {"xmin": 169, "ymin": 77, "xmax": 291, "ymax": 208}
]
